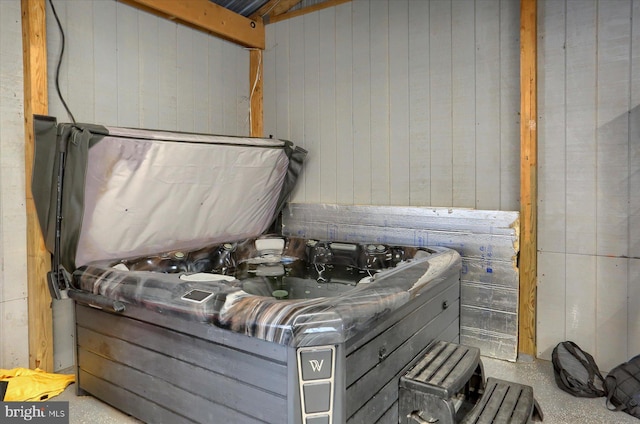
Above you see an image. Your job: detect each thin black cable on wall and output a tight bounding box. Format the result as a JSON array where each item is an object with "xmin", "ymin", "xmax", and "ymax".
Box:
[{"xmin": 48, "ymin": 0, "xmax": 76, "ymax": 124}]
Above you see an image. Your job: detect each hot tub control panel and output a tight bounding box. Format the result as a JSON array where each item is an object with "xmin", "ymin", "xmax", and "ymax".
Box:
[{"xmin": 297, "ymin": 346, "xmax": 336, "ymax": 424}]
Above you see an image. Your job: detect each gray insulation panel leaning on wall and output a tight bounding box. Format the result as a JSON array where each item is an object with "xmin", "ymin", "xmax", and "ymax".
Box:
[{"xmin": 281, "ymin": 203, "xmax": 520, "ymax": 361}]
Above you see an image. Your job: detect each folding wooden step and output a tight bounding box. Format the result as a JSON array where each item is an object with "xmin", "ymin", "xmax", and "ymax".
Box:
[
  {"xmin": 399, "ymin": 340, "xmax": 485, "ymax": 424},
  {"xmin": 461, "ymin": 377, "xmax": 542, "ymax": 424}
]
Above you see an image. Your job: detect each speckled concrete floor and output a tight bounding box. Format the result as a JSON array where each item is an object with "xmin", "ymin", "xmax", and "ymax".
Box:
[
  {"xmin": 54, "ymin": 384, "xmax": 141, "ymax": 424},
  {"xmin": 482, "ymin": 357, "xmax": 637, "ymax": 424},
  {"xmin": 52, "ymin": 358, "xmax": 636, "ymax": 424}
]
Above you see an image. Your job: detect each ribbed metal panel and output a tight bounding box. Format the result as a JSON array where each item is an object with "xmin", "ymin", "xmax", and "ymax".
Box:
[{"xmin": 209, "ymin": 0, "xmax": 267, "ymax": 16}]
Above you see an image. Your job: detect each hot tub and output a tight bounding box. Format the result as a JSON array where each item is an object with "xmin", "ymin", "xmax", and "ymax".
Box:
[{"xmin": 32, "ymin": 117, "xmax": 461, "ymax": 424}]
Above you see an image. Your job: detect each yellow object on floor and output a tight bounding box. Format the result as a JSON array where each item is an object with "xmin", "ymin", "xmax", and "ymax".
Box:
[{"xmin": 0, "ymin": 368, "xmax": 74, "ymax": 402}]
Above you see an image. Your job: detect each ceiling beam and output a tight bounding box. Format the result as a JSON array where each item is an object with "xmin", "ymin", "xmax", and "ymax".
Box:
[
  {"xmin": 250, "ymin": 0, "xmax": 302, "ymax": 21},
  {"xmin": 121, "ymin": 0, "xmax": 265, "ymax": 49}
]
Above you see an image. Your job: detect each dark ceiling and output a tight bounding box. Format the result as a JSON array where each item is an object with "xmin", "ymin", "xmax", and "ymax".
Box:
[
  {"xmin": 209, "ymin": 0, "xmax": 268, "ymax": 17},
  {"xmin": 209, "ymin": 0, "xmax": 318, "ymax": 21}
]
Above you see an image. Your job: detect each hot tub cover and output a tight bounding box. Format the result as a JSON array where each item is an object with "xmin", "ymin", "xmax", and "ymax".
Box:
[{"xmin": 31, "ymin": 116, "xmax": 306, "ymax": 274}]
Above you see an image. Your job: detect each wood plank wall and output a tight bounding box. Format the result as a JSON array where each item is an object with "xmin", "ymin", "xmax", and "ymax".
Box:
[
  {"xmin": 538, "ymin": 0, "xmax": 640, "ymax": 371},
  {"xmin": 264, "ymin": 0, "xmax": 527, "ymax": 355},
  {"xmin": 43, "ymin": 0, "xmax": 251, "ymax": 370},
  {"xmin": 0, "ymin": 0, "xmax": 30, "ymax": 369},
  {"xmin": 46, "ymin": 0, "xmax": 250, "ymax": 134},
  {"xmin": 264, "ymin": 0, "xmax": 521, "ymax": 211},
  {"xmin": 9, "ymin": 0, "xmax": 637, "ymax": 372},
  {"xmin": 266, "ymin": 0, "xmax": 638, "ymax": 366}
]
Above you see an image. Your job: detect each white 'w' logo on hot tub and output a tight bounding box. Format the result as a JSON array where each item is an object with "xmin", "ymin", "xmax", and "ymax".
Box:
[{"xmin": 309, "ymin": 359, "xmax": 324, "ymax": 372}]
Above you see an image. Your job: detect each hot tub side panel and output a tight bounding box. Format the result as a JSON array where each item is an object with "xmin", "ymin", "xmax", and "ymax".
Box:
[
  {"xmin": 75, "ymin": 304, "xmax": 290, "ymax": 424},
  {"xmin": 344, "ymin": 268, "xmax": 461, "ymax": 423}
]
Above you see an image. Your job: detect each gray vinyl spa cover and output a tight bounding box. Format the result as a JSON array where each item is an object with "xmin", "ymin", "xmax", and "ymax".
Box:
[{"xmin": 32, "ymin": 116, "xmax": 306, "ymax": 273}]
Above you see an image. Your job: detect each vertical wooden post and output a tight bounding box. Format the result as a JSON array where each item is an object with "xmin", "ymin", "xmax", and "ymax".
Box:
[
  {"xmin": 21, "ymin": 0, "xmax": 53, "ymax": 372},
  {"xmin": 250, "ymin": 48, "xmax": 264, "ymax": 137},
  {"xmin": 519, "ymin": 0, "xmax": 537, "ymax": 359}
]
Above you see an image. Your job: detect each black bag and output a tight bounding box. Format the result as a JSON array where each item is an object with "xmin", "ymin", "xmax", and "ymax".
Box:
[
  {"xmin": 605, "ymin": 354, "xmax": 640, "ymax": 418},
  {"xmin": 552, "ymin": 341, "xmax": 606, "ymax": 398}
]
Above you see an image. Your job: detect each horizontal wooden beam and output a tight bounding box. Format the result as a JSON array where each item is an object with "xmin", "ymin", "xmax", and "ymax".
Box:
[{"xmin": 121, "ymin": 0, "xmax": 264, "ymax": 49}]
